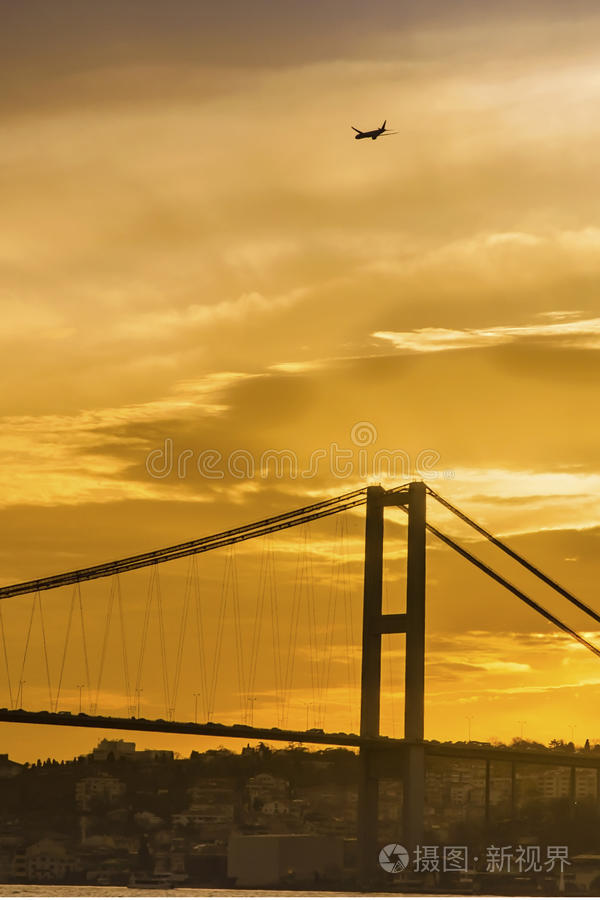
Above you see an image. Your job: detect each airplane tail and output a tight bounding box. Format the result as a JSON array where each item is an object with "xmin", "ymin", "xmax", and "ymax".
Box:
[{"xmin": 381, "ymin": 119, "xmax": 386, "ymax": 130}]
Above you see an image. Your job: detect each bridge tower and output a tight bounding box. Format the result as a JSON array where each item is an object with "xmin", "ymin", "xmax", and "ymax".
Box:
[{"xmin": 357, "ymin": 481, "xmax": 426, "ymax": 883}]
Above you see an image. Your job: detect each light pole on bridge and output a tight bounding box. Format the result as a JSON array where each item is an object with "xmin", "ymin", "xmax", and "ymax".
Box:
[
  {"xmin": 466, "ymin": 715, "xmax": 474, "ymax": 742},
  {"xmin": 193, "ymin": 692, "xmax": 202, "ymax": 724}
]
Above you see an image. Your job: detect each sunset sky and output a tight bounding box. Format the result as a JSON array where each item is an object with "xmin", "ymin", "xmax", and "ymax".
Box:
[{"xmin": 2, "ymin": 1, "xmax": 600, "ymax": 762}]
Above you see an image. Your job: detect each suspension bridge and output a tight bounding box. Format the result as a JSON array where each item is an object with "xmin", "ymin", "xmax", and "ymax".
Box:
[{"xmin": 0, "ymin": 481, "xmax": 599, "ymax": 883}]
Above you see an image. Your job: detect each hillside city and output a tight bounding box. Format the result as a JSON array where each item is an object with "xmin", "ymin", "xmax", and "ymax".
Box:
[{"xmin": 1, "ymin": 736, "xmax": 600, "ymax": 890}]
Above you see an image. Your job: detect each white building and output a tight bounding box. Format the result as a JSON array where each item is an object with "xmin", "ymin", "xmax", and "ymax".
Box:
[
  {"xmin": 24, "ymin": 839, "xmax": 78, "ymax": 882},
  {"xmin": 92, "ymin": 739, "xmax": 135, "ymax": 761},
  {"xmin": 76, "ymin": 774, "xmax": 126, "ymax": 810},
  {"xmin": 228, "ymin": 834, "xmax": 344, "ymax": 888},
  {"xmin": 247, "ymin": 773, "xmax": 289, "ymax": 811},
  {"xmin": 535, "ymin": 767, "xmax": 596, "ymax": 800},
  {"xmin": 0, "ymin": 754, "xmax": 22, "ymax": 779}
]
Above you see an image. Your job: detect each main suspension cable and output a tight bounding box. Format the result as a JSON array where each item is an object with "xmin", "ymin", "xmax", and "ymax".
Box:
[
  {"xmin": 427, "ymin": 486, "xmax": 600, "ymax": 626},
  {"xmin": 0, "ymin": 489, "xmax": 368, "ymax": 599},
  {"xmin": 426, "ymin": 520, "xmax": 600, "ymax": 660}
]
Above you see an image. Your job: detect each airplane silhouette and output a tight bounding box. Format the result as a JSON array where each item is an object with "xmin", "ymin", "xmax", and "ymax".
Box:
[{"xmin": 351, "ymin": 120, "xmax": 397, "ymax": 140}]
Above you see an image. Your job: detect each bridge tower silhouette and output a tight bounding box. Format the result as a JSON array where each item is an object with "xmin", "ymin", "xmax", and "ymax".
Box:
[{"xmin": 358, "ymin": 481, "xmax": 426, "ymax": 882}]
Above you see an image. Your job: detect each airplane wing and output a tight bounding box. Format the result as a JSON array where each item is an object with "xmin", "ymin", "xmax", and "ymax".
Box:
[{"xmin": 351, "ymin": 126, "xmax": 362, "ymax": 133}]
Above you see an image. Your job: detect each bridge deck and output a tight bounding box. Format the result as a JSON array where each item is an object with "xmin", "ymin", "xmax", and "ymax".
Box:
[{"xmin": 1, "ymin": 709, "xmax": 599, "ymax": 769}]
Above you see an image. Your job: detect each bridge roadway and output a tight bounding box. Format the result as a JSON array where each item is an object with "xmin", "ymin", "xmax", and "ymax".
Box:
[{"xmin": 1, "ymin": 708, "xmax": 599, "ymax": 772}]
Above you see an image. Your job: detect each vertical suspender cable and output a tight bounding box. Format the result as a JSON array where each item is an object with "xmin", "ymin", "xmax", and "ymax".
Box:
[
  {"xmin": 192, "ymin": 555, "xmax": 209, "ymax": 722},
  {"xmin": 321, "ymin": 517, "xmax": 341, "ymax": 728},
  {"xmin": 154, "ymin": 567, "xmax": 171, "ymax": 720},
  {"xmin": 17, "ymin": 594, "xmax": 36, "ymax": 707},
  {"xmin": 283, "ymin": 530, "xmax": 305, "ymax": 728},
  {"xmin": 115, "ymin": 575, "xmax": 132, "ymax": 717},
  {"xmin": 54, "ymin": 586, "xmax": 76, "ymax": 712},
  {"xmin": 134, "ymin": 567, "xmax": 154, "ymax": 707},
  {"xmin": 247, "ymin": 542, "xmax": 266, "ymax": 724},
  {"xmin": 76, "ymin": 582, "xmax": 91, "ymax": 710},
  {"xmin": 94, "ymin": 578, "xmax": 116, "ymax": 715},
  {"xmin": 0, "ymin": 601, "xmax": 13, "ymax": 708},
  {"xmin": 266, "ymin": 536, "xmax": 284, "ymax": 727},
  {"xmin": 37, "ymin": 592, "xmax": 53, "ymax": 710},
  {"xmin": 340, "ymin": 514, "xmax": 358, "ymax": 733},
  {"xmin": 207, "ymin": 550, "xmax": 229, "ymax": 721},
  {"xmin": 171, "ymin": 563, "xmax": 192, "ymax": 720},
  {"xmin": 230, "ymin": 547, "xmax": 246, "ymax": 723},
  {"xmin": 305, "ymin": 524, "xmax": 320, "ymax": 726}
]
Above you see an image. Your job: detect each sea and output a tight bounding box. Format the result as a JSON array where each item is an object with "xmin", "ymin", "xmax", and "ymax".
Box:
[{"xmin": 0, "ymin": 889, "xmax": 370, "ymax": 898}]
